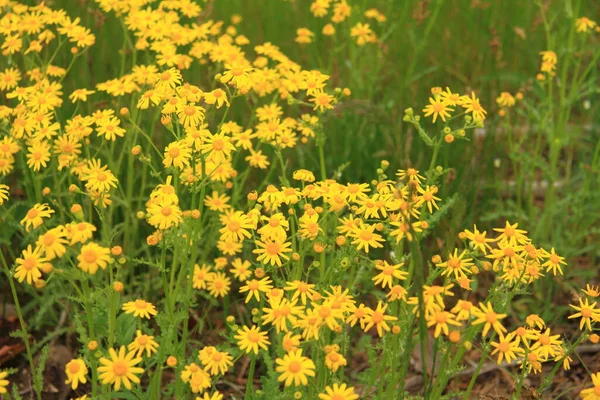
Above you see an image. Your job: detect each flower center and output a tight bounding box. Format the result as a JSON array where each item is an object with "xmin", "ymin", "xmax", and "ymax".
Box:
[
  {"xmin": 83, "ymin": 250, "xmax": 98, "ymax": 264},
  {"xmin": 68, "ymin": 362, "xmax": 80, "ymax": 374},
  {"xmin": 113, "ymin": 361, "xmax": 128, "ymax": 376},
  {"xmin": 22, "ymin": 257, "xmax": 37, "ymax": 270},
  {"xmin": 288, "ymin": 361, "xmax": 301, "ymax": 374}
]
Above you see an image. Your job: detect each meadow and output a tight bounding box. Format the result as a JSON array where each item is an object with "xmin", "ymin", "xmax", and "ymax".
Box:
[{"xmin": 0, "ymin": 0, "xmax": 599, "ymax": 399}]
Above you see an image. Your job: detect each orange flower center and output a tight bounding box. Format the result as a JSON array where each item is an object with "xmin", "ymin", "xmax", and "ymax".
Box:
[
  {"xmin": 265, "ymin": 242, "xmax": 281, "ymax": 255},
  {"xmin": 113, "ymin": 361, "xmax": 128, "ymax": 376},
  {"xmin": 288, "ymin": 361, "xmax": 301, "ymax": 374},
  {"xmin": 83, "ymin": 250, "xmax": 98, "ymax": 264},
  {"xmin": 27, "ymin": 209, "xmax": 39, "ymax": 219},
  {"xmin": 371, "ymin": 311, "xmax": 383, "ymax": 323},
  {"xmin": 68, "ymin": 362, "xmax": 80, "ymax": 374},
  {"xmin": 22, "ymin": 257, "xmax": 37, "ymax": 270}
]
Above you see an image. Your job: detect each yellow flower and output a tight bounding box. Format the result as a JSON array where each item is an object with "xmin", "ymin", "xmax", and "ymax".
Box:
[
  {"xmin": 128, "ymin": 330, "xmax": 159, "ymax": 357},
  {"xmin": 426, "ymin": 305, "xmax": 461, "ymax": 338},
  {"xmin": 26, "ymin": 140, "xmax": 51, "ymax": 171},
  {"xmin": 490, "ymin": 332, "xmax": 524, "ymax": 365},
  {"xmin": 423, "ymin": 96, "xmax": 453, "ymax": 123},
  {"xmin": 372, "ymin": 260, "xmax": 408, "ymax": 289},
  {"xmin": 576, "ymin": 17, "xmax": 597, "ymax": 33},
  {"xmin": 363, "ymin": 301, "xmax": 398, "ymax": 337},
  {"xmin": 324, "ymin": 350, "xmax": 347, "ymax": 372},
  {"xmin": 471, "ymin": 302, "xmax": 507, "ymax": 336},
  {"xmin": 240, "ymin": 277, "xmax": 273, "ymax": 303},
  {"xmin": 234, "ymin": 325, "xmax": 270, "ymax": 354},
  {"xmin": 14, "ymin": 245, "xmax": 47, "ymax": 285},
  {"xmin": 568, "ymin": 298, "xmax": 600, "ymax": 331},
  {"xmin": 348, "ymin": 221, "xmax": 384, "ymax": 253},
  {"xmin": 318, "ymin": 383, "xmax": 359, "ymax": 400},
  {"xmin": 580, "ymin": 372, "xmax": 600, "ymax": 399},
  {"xmin": 0, "ymin": 184, "xmax": 8, "ymax": 205},
  {"xmin": 65, "ymin": 358, "xmax": 88, "ymax": 389},
  {"xmin": 350, "ymin": 23, "xmax": 373, "ymax": 46},
  {"xmin": 193, "ymin": 264, "xmax": 214, "ymax": 289},
  {"xmin": 206, "ymin": 272, "xmax": 231, "ymax": 298},
  {"xmin": 77, "ymin": 242, "xmax": 111, "ymax": 275},
  {"xmin": 98, "ymin": 347, "xmax": 144, "ymax": 391},
  {"xmin": 203, "ymin": 88, "xmax": 229, "ymax": 108},
  {"xmin": 275, "ymin": 349, "xmax": 315, "ymax": 387},
  {"xmin": 0, "ymin": 370, "xmax": 10, "ymax": 394},
  {"xmin": 69, "ymin": 88, "xmax": 95, "ymax": 103},
  {"xmin": 253, "ymin": 239, "xmax": 292, "ymax": 267},
  {"xmin": 163, "ymin": 140, "xmax": 192, "ymax": 170},
  {"xmin": 147, "ymin": 200, "xmax": 183, "ymax": 230},
  {"xmin": 198, "ymin": 346, "xmax": 233, "ymax": 376},
  {"xmin": 459, "ymin": 92, "xmax": 487, "ymax": 121},
  {"xmin": 122, "ymin": 299, "xmax": 158, "ymax": 319}
]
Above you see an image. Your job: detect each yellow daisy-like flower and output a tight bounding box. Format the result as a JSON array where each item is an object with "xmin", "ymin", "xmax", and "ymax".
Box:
[
  {"xmin": 0, "ymin": 370, "xmax": 10, "ymax": 395},
  {"xmin": 471, "ymin": 302, "xmax": 507, "ymax": 336},
  {"xmin": 198, "ymin": 346, "xmax": 233, "ymax": 376},
  {"xmin": 21, "ymin": 203, "xmax": 54, "ymax": 232},
  {"xmin": 0, "ymin": 184, "xmax": 9, "ymax": 205},
  {"xmin": 122, "ymin": 299, "xmax": 158, "ymax": 319},
  {"xmin": 77, "ymin": 242, "xmax": 111, "ymax": 275},
  {"xmin": 275, "ymin": 349, "xmax": 316, "ymax": 387},
  {"xmin": 65, "ymin": 358, "xmax": 88, "ymax": 390},
  {"xmin": 318, "ymin": 383, "xmax": 359, "ymax": 400},
  {"xmin": 253, "ymin": 239, "xmax": 292, "ymax": 267},
  {"xmin": 423, "ymin": 96, "xmax": 453, "ymax": 123},
  {"xmin": 128, "ymin": 330, "xmax": 159, "ymax": 357},
  {"xmin": 14, "ymin": 245, "xmax": 47, "ymax": 285},
  {"xmin": 363, "ymin": 301, "xmax": 398, "ymax": 337},
  {"xmin": 98, "ymin": 346, "xmax": 144, "ymax": 391},
  {"xmin": 580, "ymin": 372, "xmax": 600, "ymax": 400},
  {"xmin": 234, "ymin": 325, "xmax": 270, "ymax": 355}
]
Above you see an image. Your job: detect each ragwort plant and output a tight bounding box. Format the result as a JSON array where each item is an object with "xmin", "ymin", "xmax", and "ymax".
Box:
[{"xmin": 0, "ymin": 1, "xmax": 599, "ymax": 400}]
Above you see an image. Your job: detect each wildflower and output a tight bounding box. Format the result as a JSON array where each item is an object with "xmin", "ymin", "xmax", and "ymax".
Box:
[
  {"xmin": 471, "ymin": 302, "xmax": 507, "ymax": 336},
  {"xmin": 541, "ymin": 247, "xmax": 567, "ymax": 276},
  {"xmin": 163, "ymin": 140, "xmax": 192, "ymax": 170},
  {"xmin": 154, "ymin": 68, "xmax": 182, "ymax": 89},
  {"xmin": 240, "ymin": 277, "xmax": 273, "ymax": 303},
  {"xmin": 436, "ymin": 249, "xmax": 474, "ymax": 280},
  {"xmin": 98, "ymin": 347, "xmax": 144, "ymax": 390},
  {"xmin": 235, "ymin": 325, "xmax": 270, "ymax": 354},
  {"xmin": 26, "ymin": 140, "xmax": 51, "ymax": 171},
  {"xmin": 349, "ymin": 222, "xmax": 384, "ymax": 253},
  {"xmin": 526, "ymin": 314, "xmax": 546, "ymax": 330},
  {"xmin": 198, "ymin": 347, "xmax": 233, "ymax": 376},
  {"xmin": 275, "ymin": 350, "xmax": 316, "ymax": 387},
  {"xmin": 0, "ymin": 370, "xmax": 9, "ymax": 394},
  {"xmin": 177, "ymin": 103, "xmax": 205, "ymax": 128},
  {"xmin": 69, "ymin": 88, "xmax": 95, "ymax": 103},
  {"xmin": 583, "ymin": 284, "xmax": 600, "ymax": 298},
  {"xmin": 576, "ymin": 17, "xmax": 597, "ymax": 33},
  {"xmin": 295, "ymin": 28, "xmax": 315, "ymax": 44},
  {"xmin": 207, "ymin": 272, "xmax": 231, "ymax": 298},
  {"xmin": 262, "ymin": 297, "xmax": 303, "ymax": 333},
  {"xmin": 423, "ymin": 96, "xmax": 453, "ymax": 123},
  {"xmin": 310, "ymin": 92, "xmax": 335, "ymax": 112},
  {"xmin": 350, "ymin": 23, "xmax": 373, "ymax": 46},
  {"xmin": 96, "ymin": 116, "xmax": 126, "ymax": 141},
  {"xmin": 20, "ymin": 203, "xmax": 54, "ymax": 232},
  {"xmin": 459, "ymin": 92, "xmax": 487, "ymax": 121},
  {"xmin": 426, "ymin": 305, "xmax": 462, "ymax": 338},
  {"xmin": 253, "ymin": 239, "xmax": 292, "ymax": 267},
  {"xmin": 193, "ymin": 264, "xmax": 213, "ymax": 289},
  {"xmin": 463, "ymin": 225, "xmax": 494, "ymax": 254},
  {"xmin": 490, "ymin": 332, "xmax": 524, "ymax": 364},
  {"xmin": 285, "ymin": 280, "xmax": 317, "ymax": 305},
  {"xmin": 213, "ymin": 206, "xmax": 247, "ymax": 236},
  {"xmin": 0, "ymin": 184, "xmax": 8, "ymax": 205},
  {"xmin": 204, "ymin": 89, "xmax": 229, "ymax": 108},
  {"xmin": 324, "ymin": 349, "xmax": 347, "ymax": 372},
  {"xmin": 496, "ymin": 92, "xmax": 516, "ymax": 107},
  {"xmin": 128, "ymin": 330, "xmax": 159, "ymax": 357},
  {"xmin": 363, "ymin": 301, "xmax": 398, "ymax": 337},
  {"xmin": 569, "ymin": 298, "xmax": 600, "ymax": 331},
  {"xmin": 14, "ymin": 245, "xmax": 47, "ymax": 285},
  {"xmin": 65, "ymin": 359, "xmax": 88, "ymax": 389},
  {"xmin": 580, "ymin": 372, "xmax": 600, "ymax": 399},
  {"xmin": 77, "ymin": 242, "xmax": 111, "ymax": 274},
  {"xmin": 204, "ymin": 191, "xmax": 231, "ymax": 212},
  {"xmin": 147, "ymin": 200, "xmax": 183, "ymax": 230},
  {"xmin": 318, "ymin": 383, "xmax": 359, "ymax": 400},
  {"xmin": 530, "ymin": 328, "xmax": 563, "ymax": 359},
  {"xmin": 122, "ymin": 299, "xmax": 158, "ymax": 319},
  {"xmin": 293, "ymin": 169, "xmax": 316, "ymax": 182},
  {"xmin": 372, "ymin": 260, "xmax": 407, "ymax": 289}
]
